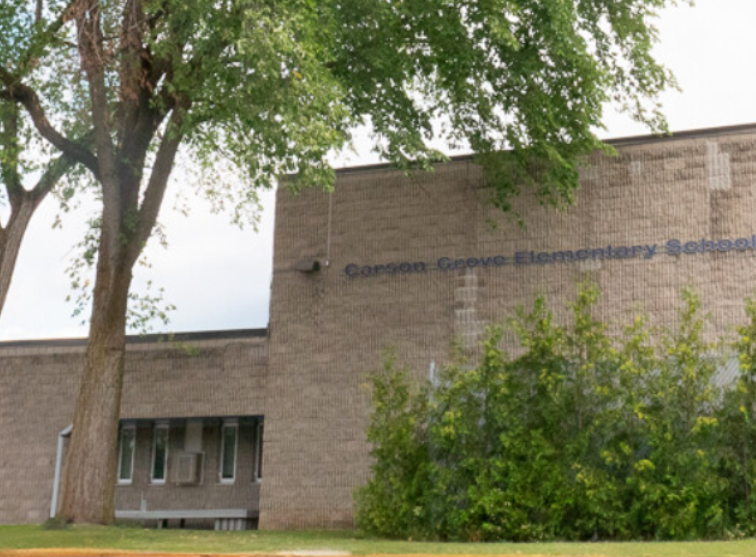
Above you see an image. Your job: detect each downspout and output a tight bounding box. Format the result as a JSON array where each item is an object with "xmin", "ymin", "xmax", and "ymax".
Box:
[
  {"xmin": 50, "ymin": 424, "xmax": 73, "ymax": 519},
  {"xmin": 325, "ymin": 190, "xmax": 333, "ymax": 268}
]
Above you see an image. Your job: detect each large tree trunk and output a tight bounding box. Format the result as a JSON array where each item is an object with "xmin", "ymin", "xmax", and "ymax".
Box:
[
  {"xmin": 0, "ymin": 198, "xmax": 36, "ymax": 317},
  {"xmin": 58, "ymin": 248, "xmax": 134, "ymax": 523},
  {"xmin": 54, "ymin": 109, "xmax": 182, "ymax": 522},
  {"xmin": 3, "ymin": 0, "xmax": 181, "ymax": 525}
]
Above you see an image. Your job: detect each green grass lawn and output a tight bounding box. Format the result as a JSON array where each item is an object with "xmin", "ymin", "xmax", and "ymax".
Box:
[{"xmin": 1, "ymin": 526, "xmax": 756, "ymax": 557}]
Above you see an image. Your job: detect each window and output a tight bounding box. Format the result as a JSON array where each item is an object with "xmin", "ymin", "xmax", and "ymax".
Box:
[
  {"xmin": 151, "ymin": 422, "xmax": 169, "ymax": 484},
  {"xmin": 219, "ymin": 420, "xmax": 238, "ymax": 483},
  {"xmin": 117, "ymin": 423, "xmax": 136, "ymax": 484},
  {"xmin": 254, "ymin": 421, "xmax": 264, "ymax": 482}
]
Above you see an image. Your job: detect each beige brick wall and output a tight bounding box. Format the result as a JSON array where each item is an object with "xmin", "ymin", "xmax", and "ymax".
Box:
[
  {"xmin": 0, "ymin": 333, "xmax": 268, "ymax": 525},
  {"xmin": 259, "ymin": 127, "xmax": 756, "ymax": 529}
]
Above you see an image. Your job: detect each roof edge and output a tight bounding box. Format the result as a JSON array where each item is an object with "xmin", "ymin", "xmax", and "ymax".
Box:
[
  {"xmin": 331, "ymin": 122, "xmax": 756, "ymax": 177},
  {"xmin": 0, "ymin": 327, "xmax": 268, "ymax": 349}
]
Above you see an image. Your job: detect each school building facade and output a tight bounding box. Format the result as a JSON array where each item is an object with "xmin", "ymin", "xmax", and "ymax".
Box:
[{"xmin": 2, "ymin": 123, "xmax": 756, "ymax": 528}]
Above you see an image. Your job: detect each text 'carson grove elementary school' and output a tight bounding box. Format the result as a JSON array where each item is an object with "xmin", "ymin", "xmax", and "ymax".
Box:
[{"xmin": 344, "ymin": 235, "xmax": 756, "ymax": 278}]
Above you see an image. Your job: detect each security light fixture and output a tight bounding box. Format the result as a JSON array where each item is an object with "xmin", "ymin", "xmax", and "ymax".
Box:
[{"xmin": 296, "ymin": 259, "xmax": 321, "ymax": 273}]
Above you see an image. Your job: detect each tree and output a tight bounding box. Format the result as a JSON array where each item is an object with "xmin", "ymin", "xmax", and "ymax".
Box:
[
  {"xmin": 0, "ymin": 101, "xmax": 71, "ymax": 316},
  {"xmin": 0, "ymin": 1, "xmax": 84, "ymax": 319},
  {"xmin": 1, "ymin": 0, "xmax": 680, "ymax": 523}
]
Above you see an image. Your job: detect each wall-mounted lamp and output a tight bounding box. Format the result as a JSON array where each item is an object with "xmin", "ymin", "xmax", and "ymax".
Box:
[{"xmin": 296, "ymin": 259, "xmax": 321, "ymax": 273}]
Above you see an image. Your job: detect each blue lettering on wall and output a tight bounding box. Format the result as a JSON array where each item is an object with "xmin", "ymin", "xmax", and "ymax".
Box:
[{"xmin": 343, "ymin": 234, "xmax": 756, "ymax": 277}]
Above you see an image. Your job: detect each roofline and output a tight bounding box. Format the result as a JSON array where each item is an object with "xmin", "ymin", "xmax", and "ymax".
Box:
[
  {"xmin": 605, "ymin": 121, "xmax": 756, "ymax": 147},
  {"xmin": 0, "ymin": 327, "xmax": 268, "ymax": 349},
  {"xmin": 119, "ymin": 415, "xmax": 264, "ymax": 424},
  {"xmin": 331, "ymin": 122, "xmax": 756, "ymax": 177}
]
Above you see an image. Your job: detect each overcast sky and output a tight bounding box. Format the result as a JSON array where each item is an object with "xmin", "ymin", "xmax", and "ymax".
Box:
[{"xmin": 2, "ymin": 0, "xmax": 756, "ymax": 341}]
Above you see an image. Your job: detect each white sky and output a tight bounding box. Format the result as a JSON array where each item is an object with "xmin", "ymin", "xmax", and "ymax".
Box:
[{"xmin": 1, "ymin": 0, "xmax": 756, "ymax": 341}]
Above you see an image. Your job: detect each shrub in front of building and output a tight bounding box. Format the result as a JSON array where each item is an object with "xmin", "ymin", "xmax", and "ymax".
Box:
[{"xmin": 355, "ymin": 284, "xmax": 756, "ymax": 541}]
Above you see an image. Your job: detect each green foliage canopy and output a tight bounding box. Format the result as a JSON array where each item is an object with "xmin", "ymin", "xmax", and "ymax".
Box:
[{"xmin": 2, "ymin": 0, "xmax": 679, "ymax": 208}]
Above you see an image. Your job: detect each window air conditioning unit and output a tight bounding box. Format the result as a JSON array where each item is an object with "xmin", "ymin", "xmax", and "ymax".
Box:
[{"xmin": 174, "ymin": 452, "xmax": 202, "ymax": 485}]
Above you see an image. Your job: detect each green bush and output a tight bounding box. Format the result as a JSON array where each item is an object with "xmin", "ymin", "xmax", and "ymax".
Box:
[
  {"xmin": 354, "ymin": 350, "xmax": 432, "ymax": 539},
  {"xmin": 355, "ymin": 283, "xmax": 756, "ymax": 541}
]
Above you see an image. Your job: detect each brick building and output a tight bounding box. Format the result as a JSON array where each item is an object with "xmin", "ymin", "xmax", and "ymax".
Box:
[{"xmin": 2, "ymin": 123, "xmax": 756, "ymax": 528}]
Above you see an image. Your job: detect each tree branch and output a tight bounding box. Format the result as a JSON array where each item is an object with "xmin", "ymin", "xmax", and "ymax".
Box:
[
  {"xmin": 74, "ymin": 0, "xmax": 119, "ymax": 246},
  {"xmin": 130, "ymin": 110, "xmax": 184, "ymax": 261},
  {"xmin": 118, "ymin": 0, "xmax": 146, "ymax": 144},
  {"xmin": 0, "ymin": 102, "xmax": 23, "ymax": 207},
  {"xmin": 31, "ymin": 152, "xmax": 78, "ymax": 204},
  {"xmin": 0, "ymin": 69, "xmax": 100, "ymax": 178},
  {"xmin": 20, "ymin": 0, "xmax": 78, "ymax": 76},
  {"xmin": 0, "ymin": 129, "xmax": 79, "ymax": 236},
  {"xmin": 116, "ymin": 0, "xmax": 164, "ymax": 174}
]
